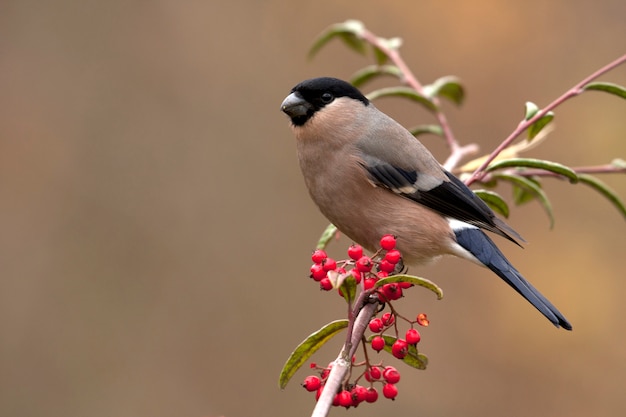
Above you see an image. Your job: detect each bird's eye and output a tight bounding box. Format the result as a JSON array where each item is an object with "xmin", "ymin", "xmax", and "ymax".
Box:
[{"xmin": 320, "ymin": 92, "xmax": 334, "ymax": 103}]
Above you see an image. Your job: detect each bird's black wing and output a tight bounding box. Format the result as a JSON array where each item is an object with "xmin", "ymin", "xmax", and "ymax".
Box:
[{"xmin": 360, "ymin": 154, "xmax": 523, "ymax": 245}]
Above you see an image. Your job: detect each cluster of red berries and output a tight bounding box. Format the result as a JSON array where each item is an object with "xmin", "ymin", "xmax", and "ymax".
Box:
[
  {"xmin": 302, "ymin": 361, "xmax": 403, "ymax": 407},
  {"xmin": 302, "ymin": 235, "xmax": 431, "ymax": 407},
  {"xmin": 309, "ymin": 234, "xmax": 407, "ymax": 300},
  {"xmin": 369, "ymin": 312, "xmax": 429, "ymax": 359}
]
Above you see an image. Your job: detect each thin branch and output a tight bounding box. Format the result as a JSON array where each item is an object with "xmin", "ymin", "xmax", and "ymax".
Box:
[
  {"xmin": 466, "ymin": 53, "xmax": 626, "ymax": 186},
  {"xmin": 358, "ymin": 29, "xmax": 475, "ymax": 169},
  {"xmin": 311, "ymin": 300, "xmax": 378, "ymax": 417}
]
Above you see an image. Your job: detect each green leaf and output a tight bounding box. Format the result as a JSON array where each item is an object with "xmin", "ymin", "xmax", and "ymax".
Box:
[
  {"xmin": 279, "ymin": 320, "xmax": 349, "ymax": 389},
  {"xmin": 338, "ymin": 32, "xmax": 367, "ymax": 56},
  {"xmin": 367, "ymin": 335, "xmax": 428, "ymax": 370},
  {"xmin": 577, "ymin": 174, "xmax": 626, "ymax": 219},
  {"xmin": 423, "ymin": 76, "xmax": 465, "ymax": 105},
  {"xmin": 512, "ymin": 176, "xmax": 541, "ymax": 205},
  {"xmin": 371, "ymin": 37, "xmax": 402, "ymax": 65},
  {"xmin": 474, "ymin": 190, "xmax": 510, "ymax": 218},
  {"xmin": 339, "ymin": 275, "xmax": 357, "ymax": 305},
  {"xmin": 584, "ymin": 82, "xmax": 626, "ymax": 100},
  {"xmin": 374, "ymin": 274, "xmax": 443, "ymax": 300},
  {"xmin": 372, "ymin": 46, "xmax": 388, "ymax": 65},
  {"xmin": 494, "ymin": 173, "xmax": 555, "ymax": 228},
  {"xmin": 367, "ymin": 86, "xmax": 437, "ymax": 112},
  {"xmin": 317, "ymin": 224, "xmax": 338, "ymax": 250},
  {"xmin": 350, "ymin": 65, "xmax": 402, "ymax": 87},
  {"xmin": 528, "ymin": 111, "xmax": 554, "ymax": 140},
  {"xmin": 408, "ymin": 124, "xmax": 444, "ymax": 137},
  {"xmin": 308, "ymin": 20, "xmax": 365, "ymax": 59},
  {"xmin": 524, "ymin": 101, "xmax": 539, "ymax": 120},
  {"xmin": 486, "ymin": 158, "xmax": 579, "ymax": 183}
]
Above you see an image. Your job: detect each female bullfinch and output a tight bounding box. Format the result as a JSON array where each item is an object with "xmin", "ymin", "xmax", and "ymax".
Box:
[{"xmin": 281, "ymin": 77, "xmax": 571, "ymax": 330}]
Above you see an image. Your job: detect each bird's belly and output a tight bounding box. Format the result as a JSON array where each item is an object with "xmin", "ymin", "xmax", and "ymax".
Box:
[{"xmin": 312, "ymin": 183, "xmax": 453, "ymax": 265}]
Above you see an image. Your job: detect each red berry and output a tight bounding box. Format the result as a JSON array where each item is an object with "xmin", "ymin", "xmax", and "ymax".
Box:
[
  {"xmin": 391, "ymin": 339, "xmax": 408, "ymax": 359},
  {"xmin": 322, "ymin": 257, "xmax": 337, "ymax": 271},
  {"xmin": 338, "ymin": 390, "xmax": 352, "ymax": 408},
  {"xmin": 371, "ymin": 335, "xmax": 385, "ymax": 352},
  {"xmin": 378, "ymin": 259, "xmax": 396, "ymax": 273},
  {"xmin": 347, "ymin": 244, "xmax": 363, "ymax": 261},
  {"xmin": 398, "ymin": 281, "xmax": 413, "ymax": 289},
  {"xmin": 309, "ymin": 362, "xmax": 317, "ymax": 369},
  {"xmin": 316, "ymin": 386, "xmax": 323, "ymax": 400},
  {"xmin": 381, "ymin": 312, "xmax": 395, "ymax": 326},
  {"xmin": 405, "ymin": 328, "xmax": 421, "ymax": 345},
  {"xmin": 350, "ymin": 268, "xmax": 362, "ymax": 284},
  {"xmin": 364, "ymin": 366, "xmax": 382, "ymax": 382},
  {"xmin": 310, "ymin": 263, "xmax": 327, "ymax": 281},
  {"xmin": 355, "ymin": 256, "xmax": 373, "ymax": 273},
  {"xmin": 384, "ymin": 249, "xmax": 402, "ymax": 264},
  {"xmin": 319, "ymin": 277, "xmax": 333, "ymax": 291},
  {"xmin": 376, "ymin": 271, "xmax": 389, "ymax": 279},
  {"xmin": 363, "ymin": 277, "xmax": 377, "ymax": 290},
  {"xmin": 416, "ymin": 313, "xmax": 430, "ymax": 326},
  {"xmin": 383, "ymin": 366, "xmax": 401, "ymax": 383},
  {"xmin": 380, "ymin": 234, "xmax": 397, "ymax": 251},
  {"xmin": 351, "ymin": 385, "xmax": 368, "ymax": 405},
  {"xmin": 365, "ymin": 387, "xmax": 379, "ymax": 403},
  {"xmin": 368, "ymin": 318, "xmax": 384, "ymax": 333},
  {"xmin": 379, "ymin": 283, "xmax": 403, "ymax": 301},
  {"xmin": 302, "ymin": 375, "xmax": 322, "ymax": 391},
  {"xmin": 382, "ymin": 383, "xmax": 398, "ymax": 399},
  {"xmin": 311, "ymin": 249, "xmax": 327, "ymax": 264}
]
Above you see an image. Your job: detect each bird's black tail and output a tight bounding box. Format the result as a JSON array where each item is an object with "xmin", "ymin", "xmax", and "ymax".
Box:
[{"xmin": 454, "ymin": 227, "xmax": 572, "ymax": 330}]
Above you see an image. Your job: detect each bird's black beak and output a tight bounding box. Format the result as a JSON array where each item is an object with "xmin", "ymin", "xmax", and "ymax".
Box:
[{"xmin": 281, "ymin": 92, "xmax": 312, "ymax": 120}]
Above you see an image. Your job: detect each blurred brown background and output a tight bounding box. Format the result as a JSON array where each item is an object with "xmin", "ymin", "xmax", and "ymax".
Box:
[{"xmin": 1, "ymin": 1, "xmax": 625, "ymax": 416}]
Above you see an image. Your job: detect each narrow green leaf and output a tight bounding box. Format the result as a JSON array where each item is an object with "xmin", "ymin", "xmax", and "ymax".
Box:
[
  {"xmin": 474, "ymin": 190, "xmax": 510, "ymax": 218},
  {"xmin": 486, "ymin": 158, "xmax": 579, "ymax": 183},
  {"xmin": 367, "ymin": 335, "xmax": 428, "ymax": 370},
  {"xmin": 584, "ymin": 82, "xmax": 626, "ymax": 100},
  {"xmin": 494, "ymin": 173, "xmax": 555, "ymax": 228},
  {"xmin": 339, "ymin": 275, "xmax": 357, "ymax": 305},
  {"xmin": 524, "ymin": 101, "xmax": 539, "ymax": 120},
  {"xmin": 512, "ymin": 176, "xmax": 541, "ymax": 205},
  {"xmin": 338, "ymin": 32, "xmax": 367, "ymax": 55},
  {"xmin": 308, "ymin": 20, "xmax": 365, "ymax": 59},
  {"xmin": 528, "ymin": 112, "xmax": 554, "ymax": 140},
  {"xmin": 577, "ymin": 174, "xmax": 626, "ymax": 219},
  {"xmin": 317, "ymin": 224, "xmax": 338, "ymax": 250},
  {"xmin": 279, "ymin": 320, "xmax": 349, "ymax": 389},
  {"xmin": 409, "ymin": 124, "xmax": 444, "ymax": 137},
  {"xmin": 411, "ymin": 124, "xmax": 444, "ymax": 137},
  {"xmin": 372, "ymin": 37, "xmax": 402, "ymax": 65},
  {"xmin": 374, "ymin": 274, "xmax": 443, "ymax": 299},
  {"xmin": 372, "ymin": 46, "xmax": 388, "ymax": 65},
  {"xmin": 367, "ymin": 86, "xmax": 437, "ymax": 112},
  {"xmin": 423, "ymin": 76, "xmax": 465, "ymax": 105},
  {"xmin": 350, "ymin": 65, "xmax": 402, "ymax": 87}
]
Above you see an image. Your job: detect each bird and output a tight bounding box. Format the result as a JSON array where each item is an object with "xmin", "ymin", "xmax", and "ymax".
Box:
[{"xmin": 280, "ymin": 76, "xmax": 572, "ymax": 330}]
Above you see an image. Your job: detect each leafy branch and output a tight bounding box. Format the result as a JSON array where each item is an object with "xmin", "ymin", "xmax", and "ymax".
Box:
[
  {"xmin": 282, "ymin": 20, "xmax": 626, "ymax": 417},
  {"xmin": 308, "ymin": 19, "xmax": 626, "ymax": 223}
]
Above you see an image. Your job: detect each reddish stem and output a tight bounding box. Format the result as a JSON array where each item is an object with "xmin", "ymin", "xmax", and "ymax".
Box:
[
  {"xmin": 466, "ymin": 53, "xmax": 626, "ymax": 186},
  {"xmin": 359, "ymin": 29, "xmax": 472, "ymax": 168}
]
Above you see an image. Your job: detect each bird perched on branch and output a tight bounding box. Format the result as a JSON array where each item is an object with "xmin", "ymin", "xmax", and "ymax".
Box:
[{"xmin": 280, "ymin": 76, "xmax": 571, "ymax": 330}]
